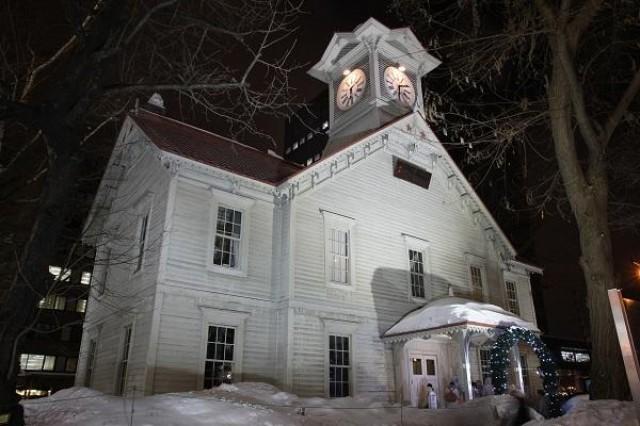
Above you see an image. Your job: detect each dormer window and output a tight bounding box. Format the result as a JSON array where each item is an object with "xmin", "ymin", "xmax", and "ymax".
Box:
[{"xmin": 393, "ymin": 158, "xmax": 432, "ymax": 190}]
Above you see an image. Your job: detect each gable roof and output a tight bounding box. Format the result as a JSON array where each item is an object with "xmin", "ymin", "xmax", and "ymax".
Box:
[{"xmin": 130, "ymin": 109, "xmax": 303, "ymax": 185}]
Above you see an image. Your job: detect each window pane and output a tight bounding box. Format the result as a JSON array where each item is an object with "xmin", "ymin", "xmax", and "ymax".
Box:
[
  {"xmin": 81, "ymin": 272, "xmax": 92, "ymax": 285},
  {"xmin": 26, "ymin": 354, "xmax": 44, "ymax": 370},
  {"xmin": 43, "ymin": 355, "xmax": 56, "ymax": 371},
  {"xmin": 412, "ymin": 358, "xmax": 422, "ymax": 375},
  {"xmin": 426, "ymin": 359, "xmax": 436, "ymax": 375}
]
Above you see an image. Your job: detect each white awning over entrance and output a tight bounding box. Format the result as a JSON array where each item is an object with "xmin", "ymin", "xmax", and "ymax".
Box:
[{"xmin": 383, "ymin": 296, "xmax": 538, "ymax": 342}]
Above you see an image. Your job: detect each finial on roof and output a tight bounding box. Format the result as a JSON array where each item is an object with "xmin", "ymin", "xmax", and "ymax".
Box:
[
  {"xmin": 147, "ymin": 93, "xmax": 165, "ymax": 113},
  {"xmin": 448, "ymin": 285, "xmax": 455, "ymax": 297}
]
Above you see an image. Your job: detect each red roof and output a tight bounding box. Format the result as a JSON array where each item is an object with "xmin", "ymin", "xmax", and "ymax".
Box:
[{"xmin": 130, "ymin": 110, "xmax": 303, "ymax": 185}]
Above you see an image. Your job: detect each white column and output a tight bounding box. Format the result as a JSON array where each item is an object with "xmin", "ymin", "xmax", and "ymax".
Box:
[
  {"xmin": 457, "ymin": 330, "xmax": 473, "ymax": 401},
  {"xmin": 511, "ymin": 345, "xmax": 525, "ymax": 394}
]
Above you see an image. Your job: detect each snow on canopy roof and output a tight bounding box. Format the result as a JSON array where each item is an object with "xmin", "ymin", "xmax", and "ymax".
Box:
[{"xmin": 383, "ymin": 296, "xmax": 538, "ymax": 340}]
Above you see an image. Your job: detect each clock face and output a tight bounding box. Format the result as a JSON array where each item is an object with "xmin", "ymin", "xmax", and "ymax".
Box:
[
  {"xmin": 336, "ymin": 69, "xmax": 367, "ymax": 111},
  {"xmin": 384, "ymin": 66, "xmax": 416, "ymax": 107}
]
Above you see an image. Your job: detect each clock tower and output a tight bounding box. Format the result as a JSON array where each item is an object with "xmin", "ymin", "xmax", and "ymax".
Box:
[{"xmin": 308, "ymin": 18, "xmax": 440, "ymax": 146}]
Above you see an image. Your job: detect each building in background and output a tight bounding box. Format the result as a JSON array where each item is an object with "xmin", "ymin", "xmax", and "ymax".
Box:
[
  {"xmin": 16, "ymin": 266, "xmax": 90, "ymax": 398},
  {"xmin": 284, "ymin": 91, "xmax": 329, "ymax": 166}
]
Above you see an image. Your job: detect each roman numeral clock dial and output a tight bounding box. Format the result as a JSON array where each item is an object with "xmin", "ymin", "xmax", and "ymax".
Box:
[
  {"xmin": 384, "ymin": 66, "xmax": 416, "ymax": 107},
  {"xmin": 336, "ymin": 69, "xmax": 367, "ymax": 111}
]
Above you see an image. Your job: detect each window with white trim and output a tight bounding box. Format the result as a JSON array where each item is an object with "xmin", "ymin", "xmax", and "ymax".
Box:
[
  {"xmin": 213, "ymin": 206, "xmax": 243, "ymax": 269},
  {"xmin": 85, "ymin": 339, "xmax": 97, "ymax": 387},
  {"xmin": 505, "ymin": 280, "xmax": 520, "ymax": 315},
  {"xmin": 470, "ymin": 265, "xmax": 484, "ymax": 300},
  {"xmin": 117, "ymin": 325, "xmax": 132, "ymax": 395},
  {"xmin": 328, "ymin": 335, "xmax": 351, "ymax": 397},
  {"xmin": 95, "ymin": 247, "xmax": 111, "ymax": 296},
  {"xmin": 408, "ymin": 249, "xmax": 426, "ymax": 298},
  {"xmin": 322, "ymin": 211, "xmax": 355, "ymax": 287},
  {"xmin": 134, "ymin": 212, "xmax": 149, "ymax": 272},
  {"xmin": 404, "ymin": 235, "xmax": 431, "ymax": 301},
  {"xmin": 204, "ymin": 325, "xmax": 236, "ymax": 388}
]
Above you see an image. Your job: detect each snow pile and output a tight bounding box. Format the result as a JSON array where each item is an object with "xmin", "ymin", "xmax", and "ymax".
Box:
[
  {"xmin": 22, "ymin": 385, "xmax": 304, "ymax": 426},
  {"xmin": 22, "ymin": 383, "xmax": 534, "ymax": 426},
  {"xmin": 385, "ymin": 296, "xmax": 538, "ymax": 337},
  {"xmin": 524, "ymin": 398, "xmax": 640, "ymax": 426}
]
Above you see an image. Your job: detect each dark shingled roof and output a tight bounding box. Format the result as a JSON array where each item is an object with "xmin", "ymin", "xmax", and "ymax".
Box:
[{"xmin": 130, "ymin": 109, "xmax": 304, "ymax": 185}]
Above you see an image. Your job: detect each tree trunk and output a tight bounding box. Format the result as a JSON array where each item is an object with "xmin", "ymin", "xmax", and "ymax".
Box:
[
  {"xmin": 547, "ymin": 43, "xmax": 630, "ymax": 400},
  {"xmin": 0, "ymin": 131, "xmax": 83, "ymax": 425}
]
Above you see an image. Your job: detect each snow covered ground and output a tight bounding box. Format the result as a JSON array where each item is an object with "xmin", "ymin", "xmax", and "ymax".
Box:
[
  {"xmin": 524, "ymin": 396, "xmax": 640, "ymax": 426},
  {"xmin": 21, "ymin": 382, "xmax": 638, "ymax": 426}
]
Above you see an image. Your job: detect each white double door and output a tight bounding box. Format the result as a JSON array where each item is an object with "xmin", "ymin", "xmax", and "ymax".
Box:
[{"xmin": 409, "ymin": 353, "xmax": 438, "ymax": 408}]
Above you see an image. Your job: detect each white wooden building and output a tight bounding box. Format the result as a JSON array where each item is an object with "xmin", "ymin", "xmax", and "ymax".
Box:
[{"xmin": 77, "ymin": 18, "xmax": 543, "ymax": 406}]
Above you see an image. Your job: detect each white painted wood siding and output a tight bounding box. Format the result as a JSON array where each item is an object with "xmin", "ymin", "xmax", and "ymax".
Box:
[
  {"xmin": 77, "ymin": 130, "xmax": 171, "ymax": 395},
  {"xmin": 287, "ymin": 148, "xmax": 503, "ymax": 396}
]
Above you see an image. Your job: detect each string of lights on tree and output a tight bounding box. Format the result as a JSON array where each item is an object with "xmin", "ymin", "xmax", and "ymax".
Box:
[{"xmin": 489, "ymin": 326, "xmax": 561, "ymax": 417}]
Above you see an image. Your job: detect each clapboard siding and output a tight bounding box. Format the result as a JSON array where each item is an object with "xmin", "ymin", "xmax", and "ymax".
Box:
[
  {"xmin": 164, "ymin": 178, "xmax": 274, "ymax": 299},
  {"xmin": 78, "ymin": 132, "xmax": 170, "ymax": 394},
  {"xmin": 292, "ymin": 151, "xmax": 490, "ymax": 313},
  {"xmin": 151, "ymin": 289, "xmax": 277, "ymax": 393}
]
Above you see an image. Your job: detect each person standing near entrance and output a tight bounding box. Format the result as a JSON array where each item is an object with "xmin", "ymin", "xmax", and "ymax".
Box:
[{"xmin": 427, "ymin": 383, "xmax": 438, "ymax": 409}]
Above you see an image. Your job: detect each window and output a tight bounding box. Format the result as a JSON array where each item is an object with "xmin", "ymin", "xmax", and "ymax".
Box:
[
  {"xmin": 404, "ymin": 235, "xmax": 431, "ymax": 301},
  {"xmin": 85, "ymin": 339, "xmax": 97, "ymax": 386},
  {"xmin": 322, "ymin": 121, "xmax": 329, "ymax": 130},
  {"xmin": 204, "ymin": 326, "xmax": 235, "ymax": 388},
  {"xmin": 329, "ymin": 335, "xmax": 351, "ymax": 397},
  {"xmin": 306, "ymin": 132, "xmax": 313, "ymax": 141},
  {"xmin": 49, "ymin": 266, "xmax": 70, "ymax": 281},
  {"xmin": 76, "ymin": 299, "xmax": 87, "ymax": 313},
  {"xmin": 285, "ymin": 147, "xmax": 291, "ymax": 154},
  {"xmin": 96, "ymin": 248, "xmax": 111, "ymax": 296},
  {"xmin": 20, "ymin": 354, "xmax": 55, "ymax": 371},
  {"xmin": 213, "ymin": 207, "xmax": 243, "ymax": 269},
  {"xmin": 322, "ymin": 211, "xmax": 355, "ymax": 288},
  {"xmin": 39, "ymin": 295, "xmax": 66, "ymax": 310},
  {"xmin": 408, "ymin": 249, "xmax": 426, "ymax": 298},
  {"xmin": 505, "ymin": 281, "xmax": 520, "ymax": 315},
  {"xmin": 393, "ymin": 158, "xmax": 432, "ymax": 190},
  {"xmin": 80, "ymin": 271, "xmax": 92, "ymax": 285},
  {"xmin": 561, "ymin": 350, "xmax": 576, "ymax": 363},
  {"xmin": 117, "ymin": 325, "xmax": 132, "ymax": 395},
  {"xmin": 293, "ymin": 142, "xmax": 298, "ymax": 150},
  {"xmin": 575, "ymin": 352, "xmax": 590, "ymax": 363},
  {"xmin": 479, "ymin": 348, "xmax": 491, "ymax": 381},
  {"xmin": 329, "ymin": 229, "xmax": 350, "ymax": 284},
  {"xmin": 470, "ymin": 265, "xmax": 484, "ymax": 300},
  {"xmin": 135, "ymin": 212, "xmax": 149, "ymax": 272}
]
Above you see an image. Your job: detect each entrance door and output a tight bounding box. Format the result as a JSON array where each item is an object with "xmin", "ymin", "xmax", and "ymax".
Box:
[{"xmin": 409, "ymin": 354, "xmax": 438, "ymax": 407}]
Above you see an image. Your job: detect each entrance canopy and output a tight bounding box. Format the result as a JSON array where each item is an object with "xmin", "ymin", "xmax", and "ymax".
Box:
[{"xmin": 383, "ymin": 296, "xmax": 538, "ymax": 343}]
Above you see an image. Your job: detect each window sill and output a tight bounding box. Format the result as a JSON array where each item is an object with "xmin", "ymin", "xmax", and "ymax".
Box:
[
  {"xmin": 208, "ymin": 264, "xmax": 248, "ymax": 278},
  {"xmin": 326, "ymin": 281, "xmax": 354, "ymax": 291}
]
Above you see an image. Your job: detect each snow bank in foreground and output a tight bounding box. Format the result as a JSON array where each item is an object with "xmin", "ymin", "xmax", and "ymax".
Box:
[
  {"xmin": 22, "ymin": 383, "xmax": 539, "ymax": 426},
  {"xmin": 524, "ymin": 398, "xmax": 640, "ymax": 426}
]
